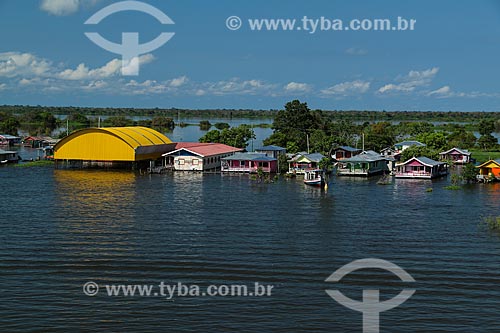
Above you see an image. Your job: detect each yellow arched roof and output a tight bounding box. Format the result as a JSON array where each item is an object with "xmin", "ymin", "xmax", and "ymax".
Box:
[{"xmin": 54, "ymin": 127, "xmax": 173, "ymax": 161}]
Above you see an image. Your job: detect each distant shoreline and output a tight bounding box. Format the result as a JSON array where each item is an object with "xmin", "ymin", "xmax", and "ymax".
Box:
[{"xmin": 1, "ymin": 105, "xmax": 500, "ymax": 122}]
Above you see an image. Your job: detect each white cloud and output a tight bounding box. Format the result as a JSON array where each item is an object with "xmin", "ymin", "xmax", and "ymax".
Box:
[
  {"xmin": 345, "ymin": 47, "xmax": 368, "ymax": 56},
  {"xmin": 0, "ymin": 52, "xmax": 51, "ymax": 78},
  {"xmin": 40, "ymin": 0, "xmax": 80, "ymax": 16},
  {"xmin": 378, "ymin": 67, "xmax": 439, "ymax": 94},
  {"xmin": 58, "ymin": 54, "xmax": 155, "ymax": 80},
  {"xmin": 201, "ymin": 78, "xmax": 278, "ymax": 96},
  {"xmin": 83, "ymin": 80, "xmax": 107, "ymax": 90},
  {"xmin": 40, "ymin": 0, "xmax": 98, "ymax": 16},
  {"xmin": 321, "ymin": 80, "xmax": 370, "ymax": 96},
  {"xmin": 427, "ymin": 85, "xmax": 452, "ymax": 97},
  {"xmin": 284, "ymin": 82, "xmax": 311, "ymax": 93},
  {"xmin": 0, "ymin": 83, "xmax": 7, "ymax": 90},
  {"xmin": 168, "ymin": 76, "xmax": 188, "ymax": 87},
  {"xmin": 124, "ymin": 79, "xmax": 170, "ymax": 95}
]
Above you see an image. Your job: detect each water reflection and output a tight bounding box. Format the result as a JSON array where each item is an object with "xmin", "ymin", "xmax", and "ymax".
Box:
[{"xmin": 53, "ymin": 170, "xmax": 138, "ymax": 254}]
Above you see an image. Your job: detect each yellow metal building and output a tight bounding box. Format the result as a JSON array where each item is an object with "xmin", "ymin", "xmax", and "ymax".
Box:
[{"xmin": 54, "ymin": 127, "xmax": 174, "ymax": 167}]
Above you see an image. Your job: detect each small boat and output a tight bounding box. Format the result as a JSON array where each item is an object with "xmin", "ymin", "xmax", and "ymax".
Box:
[{"xmin": 304, "ymin": 169, "xmax": 326, "ymax": 187}]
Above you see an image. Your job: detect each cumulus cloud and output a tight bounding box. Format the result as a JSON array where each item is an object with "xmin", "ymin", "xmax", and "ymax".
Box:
[
  {"xmin": 58, "ymin": 54, "xmax": 155, "ymax": 80},
  {"xmin": 168, "ymin": 76, "xmax": 188, "ymax": 87},
  {"xmin": 0, "ymin": 83, "xmax": 7, "ymax": 90},
  {"xmin": 378, "ymin": 67, "xmax": 439, "ymax": 94},
  {"xmin": 284, "ymin": 82, "xmax": 311, "ymax": 93},
  {"xmin": 0, "ymin": 52, "xmax": 51, "ymax": 78},
  {"xmin": 321, "ymin": 80, "xmax": 370, "ymax": 96},
  {"xmin": 200, "ymin": 78, "xmax": 278, "ymax": 96}
]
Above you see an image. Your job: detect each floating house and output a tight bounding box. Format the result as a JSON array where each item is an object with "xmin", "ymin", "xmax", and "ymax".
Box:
[
  {"xmin": 0, "ymin": 134, "xmax": 21, "ymax": 146},
  {"xmin": 394, "ymin": 141, "xmax": 426, "ymax": 152},
  {"xmin": 332, "ymin": 146, "xmax": 362, "ymax": 161},
  {"xmin": 476, "ymin": 159, "xmax": 500, "ymax": 182},
  {"xmin": 439, "ymin": 148, "xmax": 471, "ymax": 164},
  {"xmin": 0, "ymin": 149, "xmax": 19, "ymax": 164},
  {"xmin": 288, "ymin": 152, "xmax": 325, "ymax": 175},
  {"xmin": 394, "ymin": 156, "xmax": 448, "ymax": 179},
  {"xmin": 162, "ymin": 142, "xmax": 243, "ymax": 171},
  {"xmin": 255, "ymin": 145, "xmax": 286, "ymax": 159},
  {"xmin": 38, "ymin": 146, "xmax": 54, "ymax": 160},
  {"xmin": 22, "ymin": 136, "xmax": 57, "ymax": 148},
  {"xmin": 336, "ymin": 150, "xmax": 390, "ymax": 177},
  {"xmin": 221, "ymin": 152, "xmax": 277, "ymax": 173},
  {"xmin": 382, "ymin": 141, "xmax": 426, "ymax": 161},
  {"xmin": 53, "ymin": 127, "xmax": 174, "ymax": 169}
]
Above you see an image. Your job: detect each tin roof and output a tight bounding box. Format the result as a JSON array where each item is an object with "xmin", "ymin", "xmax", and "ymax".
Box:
[
  {"xmin": 222, "ymin": 152, "xmax": 277, "ymax": 161},
  {"xmin": 439, "ymin": 147, "xmax": 471, "ymax": 156},
  {"xmin": 397, "ymin": 156, "xmax": 445, "ymax": 167},
  {"xmin": 256, "ymin": 145, "xmax": 286, "ymax": 151},
  {"xmin": 163, "ymin": 143, "xmax": 243, "ymax": 158},
  {"xmin": 340, "ymin": 150, "xmax": 387, "ymax": 163},
  {"xmin": 290, "ymin": 152, "xmax": 325, "ymax": 163},
  {"xmin": 0, "ymin": 134, "xmax": 21, "ymax": 139},
  {"xmin": 337, "ymin": 146, "xmax": 361, "ymax": 152},
  {"xmin": 476, "ymin": 159, "xmax": 500, "ymax": 168},
  {"xmin": 395, "ymin": 141, "xmax": 426, "ymax": 147}
]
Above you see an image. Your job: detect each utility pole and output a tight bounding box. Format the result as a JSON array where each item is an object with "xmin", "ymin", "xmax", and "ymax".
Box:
[{"xmin": 306, "ymin": 133, "xmax": 310, "ymax": 154}]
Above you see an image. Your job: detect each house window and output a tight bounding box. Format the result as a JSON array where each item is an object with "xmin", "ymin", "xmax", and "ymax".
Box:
[
  {"xmin": 192, "ymin": 159, "xmax": 199, "ymax": 165},
  {"xmin": 178, "ymin": 159, "xmax": 185, "ymax": 165},
  {"xmin": 240, "ymin": 160, "xmax": 245, "ymax": 167}
]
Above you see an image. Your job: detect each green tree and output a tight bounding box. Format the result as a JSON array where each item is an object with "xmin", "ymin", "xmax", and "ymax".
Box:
[
  {"xmin": 220, "ymin": 125, "xmax": 255, "ymax": 148},
  {"xmin": 151, "ymin": 116, "xmax": 175, "ymax": 131},
  {"xmin": 327, "ymin": 120, "xmax": 358, "ymax": 147},
  {"xmin": 462, "ymin": 163, "xmax": 479, "ymax": 183},
  {"xmin": 68, "ymin": 113, "xmax": 90, "ymax": 125},
  {"xmin": 309, "ymin": 129, "xmax": 333, "ymax": 155},
  {"xmin": 270, "ymin": 100, "xmax": 321, "ymax": 151},
  {"xmin": 199, "ymin": 120, "xmax": 211, "ymax": 130},
  {"xmin": 478, "ymin": 119, "xmax": 495, "ymax": 136},
  {"xmin": 477, "ymin": 134, "xmax": 498, "ymax": 149},
  {"xmin": 415, "ymin": 131, "xmax": 448, "ymax": 151},
  {"xmin": 105, "ymin": 116, "xmax": 133, "ymax": 127},
  {"xmin": 277, "ymin": 153, "xmax": 289, "ymax": 174},
  {"xmin": 199, "ymin": 130, "xmax": 221, "ymax": 144},
  {"xmin": 199, "ymin": 125, "xmax": 255, "ymax": 149},
  {"xmin": 400, "ymin": 146, "xmax": 439, "ymax": 162},
  {"xmin": 0, "ymin": 116, "xmax": 20, "ymax": 135},
  {"xmin": 214, "ymin": 122, "xmax": 230, "ymax": 130},
  {"xmin": 447, "ymin": 129, "xmax": 477, "ymax": 149}
]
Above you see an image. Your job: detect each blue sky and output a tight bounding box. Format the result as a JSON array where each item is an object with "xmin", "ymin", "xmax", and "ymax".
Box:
[{"xmin": 1, "ymin": 0, "xmax": 500, "ymax": 111}]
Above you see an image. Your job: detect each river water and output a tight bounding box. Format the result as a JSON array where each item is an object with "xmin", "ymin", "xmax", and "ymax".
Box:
[{"xmin": 1, "ymin": 164, "xmax": 500, "ymax": 332}]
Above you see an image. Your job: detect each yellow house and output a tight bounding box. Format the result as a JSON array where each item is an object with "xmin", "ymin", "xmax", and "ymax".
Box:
[
  {"xmin": 476, "ymin": 159, "xmax": 500, "ymax": 181},
  {"xmin": 54, "ymin": 127, "xmax": 174, "ymax": 168}
]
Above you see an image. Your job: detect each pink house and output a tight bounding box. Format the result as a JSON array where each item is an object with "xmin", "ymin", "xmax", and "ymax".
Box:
[
  {"xmin": 439, "ymin": 148, "xmax": 471, "ymax": 164},
  {"xmin": 395, "ymin": 156, "xmax": 449, "ymax": 179},
  {"xmin": 221, "ymin": 152, "xmax": 278, "ymax": 173}
]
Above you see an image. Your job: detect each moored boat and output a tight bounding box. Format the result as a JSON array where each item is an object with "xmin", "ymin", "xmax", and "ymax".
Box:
[{"xmin": 304, "ymin": 169, "xmax": 326, "ymax": 187}]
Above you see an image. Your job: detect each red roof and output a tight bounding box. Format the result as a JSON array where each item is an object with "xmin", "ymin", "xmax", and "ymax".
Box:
[
  {"xmin": 166, "ymin": 142, "xmax": 243, "ymax": 157},
  {"xmin": 174, "ymin": 142, "xmax": 213, "ymax": 149}
]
